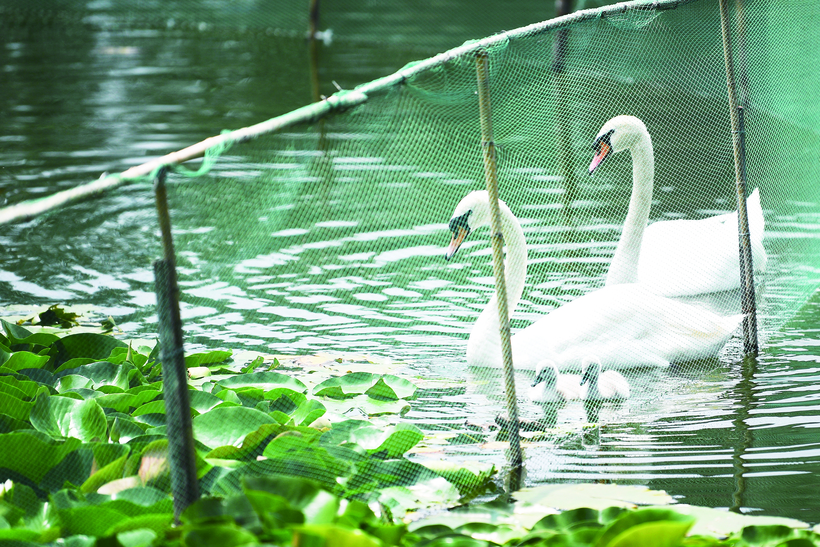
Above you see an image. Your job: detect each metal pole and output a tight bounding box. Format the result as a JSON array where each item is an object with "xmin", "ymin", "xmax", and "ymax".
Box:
[
  {"xmin": 718, "ymin": 0, "xmax": 758, "ymax": 354},
  {"xmin": 475, "ymin": 50, "xmax": 524, "ymax": 493},
  {"xmin": 153, "ymin": 168, "xmax": 200, "ymax": 522},
  {"xmin": 552, "ymin": 0, "xmax": 578, "ymax": 216}
]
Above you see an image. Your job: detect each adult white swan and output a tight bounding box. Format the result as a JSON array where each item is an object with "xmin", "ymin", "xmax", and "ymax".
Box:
[
  {"xmin": 589, "ymin": 115, "xmax": 766, "ymax": 296},
  {"xmin": 445, "ymin": 190, "xmax": 743, "ymax": 370}
]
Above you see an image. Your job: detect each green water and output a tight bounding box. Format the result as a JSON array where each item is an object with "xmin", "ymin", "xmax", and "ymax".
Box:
[{"xmin": 2, "ymin": 1, "xmax": 820, "ymax": 524}]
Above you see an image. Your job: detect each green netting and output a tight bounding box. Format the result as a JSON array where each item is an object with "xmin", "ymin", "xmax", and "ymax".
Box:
[{"xmin": 2, "ymin": 0, "xmax": 820, "ymax": 539}]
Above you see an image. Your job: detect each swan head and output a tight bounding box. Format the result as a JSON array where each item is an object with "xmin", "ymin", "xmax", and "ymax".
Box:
[
  {"xmin": 532, "ymin": 359, "xmax": 559, "ymax": 387},
  {"xmin": 444, "ymin": 190, "xmax": 495, "ymax": 260},
  {"xmin": 588, "ymin": 115, "xmax": 649, "ymax": 175},
  {"xmin": 580, "ymin": 356, "xmax": 602, "ymax": 386}
]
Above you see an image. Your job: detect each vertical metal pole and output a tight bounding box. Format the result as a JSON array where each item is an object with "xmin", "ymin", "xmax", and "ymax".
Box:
[
  {"xmin": 476, "ymin": 50, "xmax": 524, "ymax": 493},
  {"xmin": 153, "ymin": 168, "xmax": 200, "ymax": 522},
  {"xmin": 552, "ymin": 0, "xmax": 577, "ymax": 217},
  {"xmin": 734, "ymin": 0, "xmax": 750, "ymax": 109},
  {"xmin": 719, "ymin": 0, "xmax": 758, "ymax": 354},
  {"xmin": 308, "ymin": 0, "xmax": 321, "ymax": 103}
]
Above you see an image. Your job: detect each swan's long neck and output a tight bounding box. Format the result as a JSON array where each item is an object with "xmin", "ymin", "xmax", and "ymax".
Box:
[
  {"xmin": 466, "ymin": 202, "xmax": 528, "ymax": 367},
  {"xmin": 606, "ymin": 130, "xmax": 654, "ymax": 286}
]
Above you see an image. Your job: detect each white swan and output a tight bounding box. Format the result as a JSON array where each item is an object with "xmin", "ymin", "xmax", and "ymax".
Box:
[
  {"xmin": 529, "ymin": 359, "xmax": 583, "ymax": 403},
  {"xmin": 580, "ymin": 357, "xmax": 630, "ymax": 401},
  {"xmin": 445, "ymin": 190, "xmax": 743, "ymax": 370},
  {"xmin": 589, "ymin": 115, "xmax": 766, "ymax": 297}
]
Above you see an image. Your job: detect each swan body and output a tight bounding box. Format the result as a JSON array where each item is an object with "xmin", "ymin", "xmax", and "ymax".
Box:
[
  {"xmin": 580, "ymin": 357, "xmax": 630, "ymax": 401},
  {"xmin": 445, "ymin": 190, "xmax": 744, "ymax": 371},
  {"xmin": 589, "ymin": 115, "xmax": 766, "ymax": 297},
  {"xmin": 529, "ymin": 359, "xmax": 583, "ymax": 403}
]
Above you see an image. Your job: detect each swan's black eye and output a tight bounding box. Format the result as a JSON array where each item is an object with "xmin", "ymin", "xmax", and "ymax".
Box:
[
  {"xmin": 592, "ymin": 129, "xmax": 615, "ymax": 153},
  {"xmin": 448, "ymin": 210, "xmax": 471, "ymax": 236}
]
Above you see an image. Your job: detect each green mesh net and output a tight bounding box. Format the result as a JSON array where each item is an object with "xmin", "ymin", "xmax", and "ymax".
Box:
[{"xmin": 2, "ymin": 0, "xmax": 820, "ymax": 537}]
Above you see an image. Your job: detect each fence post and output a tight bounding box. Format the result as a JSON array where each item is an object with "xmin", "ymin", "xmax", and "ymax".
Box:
[
  {"xmin": 475, "ymin": 50, "xmax": 524, "ymax": 493},
  {"xmin": 153, "ymin": 168, "xmax": 200, "ymax": 522},
  {"xmin": 552, "ymin": 0, "xmax": 578, "ymax": 215},
  {"xmin": 718, "ymin": 0, "xmax": 759, "ymax": 355}
]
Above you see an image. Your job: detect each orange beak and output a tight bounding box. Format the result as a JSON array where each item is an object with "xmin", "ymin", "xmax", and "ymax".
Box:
[
  {"xmin": 445, "ymin": 226, "xmax": 469, "ymax": 261},
  {"xmin": 588, "ymin": 140, "xmax": 611, "ymax": 175}
]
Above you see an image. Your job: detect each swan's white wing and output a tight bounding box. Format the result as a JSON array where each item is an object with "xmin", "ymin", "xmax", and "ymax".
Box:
[
  {"xmin": 639, "ymin": 189, "xmax": 766, "ymax": 296},
  {"xmin": 512, "ymin": 284, "xmax": 741, "ymax": 370}
]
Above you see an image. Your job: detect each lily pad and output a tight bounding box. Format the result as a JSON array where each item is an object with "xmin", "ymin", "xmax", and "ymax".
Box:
[
  {"xmin": 193, "ymin": 406, "xmax": 277, "ymax": 450},
  {"xmin": 217, "ymin": 371, "xmax": 307, "ymax": 393},
  {"xmin": 185, "ymin": 350, "xmax": 233, "ymax": 369}
]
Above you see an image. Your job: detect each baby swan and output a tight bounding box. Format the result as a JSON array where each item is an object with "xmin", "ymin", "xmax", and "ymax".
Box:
[
  {"xmin": 529, "ymin": 359, "xmax": 583, "ymax": 403},
  {"xmin": 580, "ymin": 357, "xmax": 630, "ymax": 401}
]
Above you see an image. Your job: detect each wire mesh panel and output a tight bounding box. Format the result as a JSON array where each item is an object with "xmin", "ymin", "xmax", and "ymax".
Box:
[{"xmin": 2, "ymin": 0, "xmax": 820, "ymax": 542}]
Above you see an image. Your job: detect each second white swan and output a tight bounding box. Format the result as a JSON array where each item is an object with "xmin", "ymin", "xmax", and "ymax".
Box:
[{"xmin": 589, "ymin": 115, "xmax": 766, "ymax": 296}]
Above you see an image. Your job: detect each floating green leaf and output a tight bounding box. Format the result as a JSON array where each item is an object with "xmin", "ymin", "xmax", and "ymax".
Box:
[
  {"xmin": 313, "ymin": 372, "xmax": 379, "ymax": 399},
  {"xmin": 366, "ymin": 375, "xmax": 417, "ymax": 400},
  {"xmin": 218, "ymin": 371, "xmax": 306, "ymax": 393},
  {"xmin": 185, "ymin": 350, "xmax": 233, "ymax": 368},
  {"xmin": 193, "ymin": 406, "xmax": 277, "ymax": 450}
]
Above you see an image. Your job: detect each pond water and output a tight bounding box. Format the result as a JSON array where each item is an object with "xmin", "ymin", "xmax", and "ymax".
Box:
[{"xmin": 2, "ymin": 2, "xmax": 820, "ymax": 525}]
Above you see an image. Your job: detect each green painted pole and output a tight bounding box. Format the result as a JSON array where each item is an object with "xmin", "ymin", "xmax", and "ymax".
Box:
[
  {"xmin": 476, "ymin": 50, "xmax": 524, "ymax": 494},
  {"xmin": 153, "ymin": 169, "xmax": 200, "ymax": 522},
  {"xmin": 719, "ymin": 0, "xmax": 758, "ymax": 355}
]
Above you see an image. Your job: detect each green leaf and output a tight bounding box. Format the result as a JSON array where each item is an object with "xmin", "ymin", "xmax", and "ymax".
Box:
[
  {"xmin": 320, "ymin": 394, "xmax": 411, "ymax": 417},
  {"xmin": 56, "ymin": 361, "xmax": 134, "ymax": 391},
  {"xmin": 193, "ymin": 406, "xmax": 277, "ymax": 449},
  {"xmin": 95, "ymin": 393, "xmax": 140, "ymax": 413},
  {"xmin": 0, "ymin": 393, "xmax": 35, "ymax": 422},
  {"xmin": 326, "ymin": 422, "xmax": 423, "ymax": 458},
  {"xmin": 190, "ymin": 390, "xmax": 225, "ymax": 414},
  {"xmin": 0, "ymin": 376, "xmax": 40, "ymax": 399},
  {"xmin": 56, "ymin": 505, "xmax": 130, "ymax": 537},
  {"xmin": 54, "ymin": 358, "xmax": 96, "ymax": 374},
  {"xmin": 185, "ymin": 350, "xmax": 233, "ymax": 368},
  {"xmin": 2, "ymin": 351, "xmax": 50, "ymax": 372},
  {"xmin": 366, "ymin": 375, "xmax": 417, "ymax": 400},
  {"xmin": 110, "ymin": 415, "xmax": 147, "ymax": 444},
  {"xmin": 0, "ymin": 431, "xmax": 82, "ymax": 484},
  {"xmin": 294, "ymin": 524, "xmax": 382, "ymax": 547},
  {"xmin": 291, "ymin": 399, "xmax": 327, "ymax": 427},
  {"xmin": 81, "ymin": 453, "xmax": 129, "ymax": 493},
  {"xmin": 595, "ymin": 508, "xmax": 695, "ymax": 547},
  {"xmin": 48, "ymin": 333, "xmax": 127, "ymax": 368},
  {"xmin": 218, "ymin": 371, "xmax": 306, "ymax": 393},
  {"xmin": 30, "ymin": 392, "xmax": 108, "ymax": 442},
  {"xmin": 56, "ymin": 374, "xmax": 94, "ymax": 393},
  {"xmin": 313, "ymin": 372, "xmax": 378, "ymax": 399},
  {"xmin": 132, "ymin": 400, "xmax": 166, "ymax": 417},
  {"xmin": 205, "ymin": 423, "xmax": 289, "ymax": 461},
  {"xmin": 181, "ymin": 523, "xmax": 259, "ymax": 547},
  {"xmin": 1, "ymin": 319, "xmax": 60, "ymax": 348}
]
